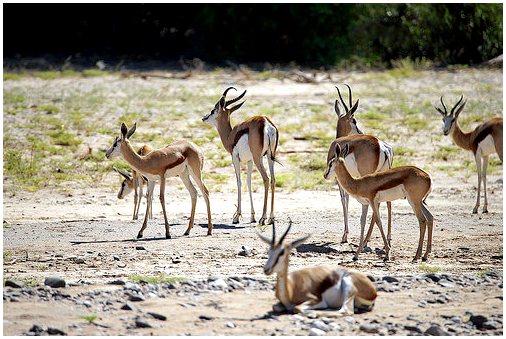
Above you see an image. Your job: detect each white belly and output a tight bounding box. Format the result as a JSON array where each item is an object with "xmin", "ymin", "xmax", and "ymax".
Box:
[
  {"xmin": 164, "ymin": 160, "xmax": 187, "ymax": 177},
  {"xmin": 375, "ymin": 184, "xmax": 405, "ymax": 203},
  {"xmin": 478, "ymin": 135, "xmax": 496, "ymax": 157},
  {"xmin": 233, "ymin": 134, "xmax": 253, "ymax": 162}
]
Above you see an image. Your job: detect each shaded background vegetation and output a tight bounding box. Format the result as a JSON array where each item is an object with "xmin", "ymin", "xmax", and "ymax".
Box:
[{"xmin": 4, "ymin": 3, "xmax": 503, "ymax": 68}]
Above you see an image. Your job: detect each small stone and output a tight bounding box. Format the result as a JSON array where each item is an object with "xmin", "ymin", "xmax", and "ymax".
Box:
[
  {"xmin": 450, "ymin": 316, "xmax": 462, "ymax": 323},
  {"xmin": 293, "ymin": 314, "xmax": 305, "ymax": 321},
  {"xmin": 83, "ymin": 300, "xmax": 92, "ymax": 308},
  {"xmin": 311, "ymin": 320, "xmax": 330, "ymax": 332},
  {"xmin": 47, "ymin": 327, "xmax": 66, "ymax": 335},
  {"xmin": 129, "ymin": 295, "xmax": 145, "ymax": 302},
  {"xmin": 199, "ymin": 314, "xmax": 214, "ymax": 321},
  {"xmin": 113, "ymin": 256, "xmax": 120, "ymax": 261},
  {"xmin": 5, "ymin": 280, "xmax": 24, "ymax": 288},
  {"xmin": 425, "ymin": 273, "xmax": 441, "ymax": 282},
  {"xmin": 328, "ymin": 322, "xmax": 341, "ymax": 331},
  {"xmin": 44, "ymin": 276, "xmax": 66, "ymax": 288},
  {"xmin": 438, "ymin": 280, "xmax": 454, "ymax": 288},
  {"xmin": 147, "ymin": 312, "xmax": 167, "ymax": 321},
  {"xmin": 425, "ymin": 325, "xmax": 449, "ymax": 336},
  {"xmin": 404, "ymin": 325, "xmax": 422, "ymax": 333},
  {"xmin": 226, "ymin": 322, "xmax": 236, "ymax": 328},
  {"xmin": 469, "ymin": 315, "xmax": 488, "ymax": 328},
  {"xmin": 28, "ymin": 325, "xmax": 44, "ymax": 333},
  {"xmin": 108, "ymin": 279, "xmax": 126, "ymax": 285},
  {"xmin": 238, "ymin": 246, "xmax": 251, "ymax": 256},
  {"xmin": 209, "ymin": 278, "xmax": 228, "ymax": 290},
  {"xmin": 382, "ymin": 276, "xmax": 399, "ymax": 283},
  {"xmin": 306, "ymin": 312, "xmax": 318, "ymax": 319},
  {"xmin": 309, "ymin": 328, "xmax": 326, "ymax": 336},
  {"xmin": 481, "ymin": 321, "xmax": 498, "ymax": 330},
  {"xmin": 135, "ymin": 318, "xmax": 152, "ymax": 328},
  {"xmin": 135, "ymin": 246, "xmax": 146, "ymax": 250},
  {"xmin": 360, "ymin": 323, "xmax": 380, "ymax": 333},
  {"xmin": 121, "ymin": 303, "xmax": 136, "ymax": 311}
]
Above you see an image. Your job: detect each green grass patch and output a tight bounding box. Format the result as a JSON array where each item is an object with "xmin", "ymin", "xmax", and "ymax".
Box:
[
  {"xmin": 392, "ymin": 156, "xmax": 411, "ymax": 167},
  {"xmin": 80, "ymin": 315, "xmax": 98, "ymax": 324},
  {"xmin": 3, "ymin": 251, "xmax": 12, "ymax": 259},
  {"xmin": 38, "ymin": 104, "xmax": 60, "ymax": 114},
  {"xmin": 433, "ymin": 145, "xmax": 460, "ymax": 161},
  {"xmin": 394, "ymin": 146, "xmax": 415, "ymax": 156},
  {"xmin": 417, "ymin": 264, "xmax": 443, "ymax": 273},
  {"xmin": 275, "ymin": 173, "xmax": 296, "ymax": 188},
  {"xmin": 3, "ymin": 72, "xmax": 26, "ymax": 81},
  {"xmin": 212, "ymin": 158, "xmax": 232, "ymax": 168},
  {"xmin": 47, "ymin": 128, "xmax": 81, "ymax": 146},
  {"xmin": 399, "ymin": 116, "xmax": 429, "ymax": 132},
  {"xmin": 129, "ymin": 273, "xmax": 188, "ymax": 284},
  {"xmin": 4, "ymin": 91, "xmax": 26, "ymax": 105},
  {"xmin": 82, "ymin": 69, "xmax": 110, "ymax": 77}
]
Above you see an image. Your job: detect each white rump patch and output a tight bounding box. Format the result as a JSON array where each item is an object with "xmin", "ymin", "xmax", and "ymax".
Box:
[{"xmin": 478, "ymin": 135, "xmax": 496, "ymax": 157}]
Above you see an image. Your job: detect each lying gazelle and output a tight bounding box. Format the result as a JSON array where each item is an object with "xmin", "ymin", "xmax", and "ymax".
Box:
[
  {"xmin": 106, "ymin": 123, "xmax": 212, "ymax": 238},
  {"xmin": 202, "ymin": 87, "xmax": 279, "ymax": 225},
  {"xmin": 435, "ymin": 95, "xmax": 503, "ymax": 214},
  {"xmin": 114, "ymin": 144, "xmax": 153, "ymax": 220},
  {"xmin": 325, "ymin": 84, "xmax": 394, "ymax": 245},
  {"xmin": 324, "ymin": 143, "xmax": 434, "ymax": 262},
  {"xmin": 258, "ymin": 219, "xmax": 377, "ymax": 314}
]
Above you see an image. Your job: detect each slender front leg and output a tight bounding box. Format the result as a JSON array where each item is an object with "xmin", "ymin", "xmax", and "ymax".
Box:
[
  {"xmin": 370, "ymin": 202, "xmax": 391, "ymax": 261},
  {"xmin": 133, "ymin": 173, "xmax": 139, "ymax": 220},
  {"xmin": 338, "ymin": 185, "xmax": 349, "ymax": 243},
  {"xmin": 188, "ymin": 166, "xmax": 213, "ymax": 235},
  {"xmin": 472, "ymin": 152, "xmax": 482, "ymax": 214},
  {"xmin": 421, "ymin": 202, "xmax": 434, "ymax": 261},
  {"xmin": 293, "ymin": 299, "xmax": 328, "ymax": 313},
  {"xmin": 137, "ymin": 180, "xmax": 155, "ymax": 238},
  {"xmin": 267, "ymin": 155, "xmax": 276, "ymax": 224},
  {"xmin": 158, "ymin": 175, "xmax": 171, "ymax": 239},
  {"xmin": 232, "ymin": 155, "xmax": 242, "ymax": 224},
  {"xmin": 136, "ymin": 176, "xmax": 143, "ymax": 220},
  {"xmin": 363, "ymin": 212, "xmax": 376, "ymax": 249},
  {"xmin": 179, "ymin": 169, "xmax": 197, "ymax": 236},
  {"xmin": 386, "ymin": 201, "xmax": 392, "ymax": 245},
  {"xmin": 246, "ymin": 161, "xmax": 256, "ymax": 223},
  {"xmin": 482, "ymin": 155, "xmax": 489, "ymax": 213},
  {"xmin": 353, "ymin": 204, "xmax": 369, "ymax": 261},
  {"xmin": 412, "ymin": 203, "xmax": 427, "ymax": 262},
  {"xmin": 253, "ymin": 156, "xmax": 269, "ymax": 225}
]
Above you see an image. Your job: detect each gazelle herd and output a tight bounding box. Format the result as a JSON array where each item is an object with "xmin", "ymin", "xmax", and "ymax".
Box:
[{"xmin": 107, "ymin": 84, "xmax": 502, "ymax": 315}]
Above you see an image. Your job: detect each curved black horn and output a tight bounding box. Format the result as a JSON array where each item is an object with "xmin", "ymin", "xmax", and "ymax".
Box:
[
  {"xmin": 222, "ymin": 86, "xmax": 237, "ymax": 99},
  {"xmin": 278, "ymin": 218, "xmax": 292, "ymax": 244},
  {"xmin": 335, "ymin": 86, "xmax": 349, "ymax": 112},
  {"xmin": 271, "ymin": 219, "xmax": 276, "ymax": 245},
  {"xmin": 226, "ymin": 90, "xmax": 247, "ymax": 107},
  {"xmin": 439, "ymin": 96, "xmax": 448, "ymax": 115},
  {"xmin": 450, "ymin": 95, "xmax": 464, "ymax": 115},
  {"xmin": 344, "ymin": 83, "xmax": 353, "ymax": 110}
]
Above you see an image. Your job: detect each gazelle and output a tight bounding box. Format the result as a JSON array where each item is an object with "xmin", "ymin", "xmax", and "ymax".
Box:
[
  {"xmin": 105, "ymin": 123, "xmax": 212, "ymax": 238},
  {"xmin": 435, "ymin": 95, "xmax": 503, "ymax": 213},
  {"xmin": 326, "ymin": 84, "xmax": 394, "ymax": 245},
  {"xmin": 325, "ymin": 143, "xmax": 434, "ymax": 262},
  {"xmin": 202, "ymin": 87, "xmax": 279, "ymax": 225},
  {"xmin": 114, "ymin": 144, "xmax": 153, "ymax": 220},
  {"xmin": 258, "ymin": 219, "xmax": 377, "ymax": 314}
]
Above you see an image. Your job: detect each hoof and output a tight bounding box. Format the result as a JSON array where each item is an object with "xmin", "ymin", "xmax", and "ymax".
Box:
[
  {"xmin": 352, "ymin": 255, "xmax": 358, "ymax": 261},
  {"xmin": 166, "ymin": 234, "xmax": 171, "ymax": 239},
  {"xmin": 383, "ymin": 256, "xmax": 389, "ymax": 262},
  {"xmin": 137, "ymin": 233, "xmax": 143, "ymax": 239},
  {"xmin": 412, "ymin": 257, "xmax": 419, "ymax": 263},
  {"xmin": 183, "ymin": 232, "xmax": 190, "ymax": 236},
  {"xmin": 483, "ymin": 208, "xmax": 489, "ymax": 214},
  {"xmin": 207, "ymin": 232, "xmax": 212, "ymax": 236},
  {"xmin": 258, "ymin": 217, "xmax": 266, "ymax": 225},
  {"xmin": 267, "ymin": 217, "xmax": 275, "ymax": 225},
  {"xmin": 232, "ymin": 219, "xmax": 240, "ymax": 224},
  {"xmin": 272, "ymin": 303, "xmax": 285, "ymax": 313},
  {"xmin": 422, "ymin": 256, "xmax": 428, "ymax": 262},
  {"xmin": 472, "ymin": 208, "xmax": 478, "ymax": 214},
  {"xmin": 250, "ymin": 217, "xmax": 256, "ymax": 224},
  {"xmin": 362, "ymin": 246, "xmax": 372, "ymax": 253}
]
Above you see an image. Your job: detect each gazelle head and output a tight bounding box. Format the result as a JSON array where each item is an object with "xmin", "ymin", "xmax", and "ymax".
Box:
[
  {"xmin": 105, "ymin": 122, "xmax": 137, "ymax": 159},
  {"xmin": 113, "ymin": 167, "xmax": 134, "ymax": 199},
  {"xmin": 323, "ymin": 143, "xmax": 350, "ymax": 180},
  {"xmin": 202, "ymin": 87, "xmax": 247, "ymax": 127},
  {"xmin": 258, "ymin": 218, "xmax": 310, "ymax": 275},
  {"xmin": 334, "ymin": 84, "xmax": 362, "ymax": 137},
  {"xmin": 435, "ymin": 95, "xmax": 467, "ymax": 136}
]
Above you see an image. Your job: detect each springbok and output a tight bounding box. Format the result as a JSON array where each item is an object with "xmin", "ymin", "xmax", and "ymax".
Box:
[
  {"xmin": 202, "ymin": 87, "xmax": 279, "ymax": 225},
  {"xmin": 114, "ymin": 144, "xmax": 153, "ymax": 220},
  {"xmin": 258, "ymin": 219, "xmax": 377, "ymax": 314},
  {"xmin": 435, "ymin": 95, "xmax": 503, "ymax": 213},
  {"xmin": 325, "ymin": 143, "xmax": 433, "ymax": 262},
  {"xmin": 105, "ymin": 123, "xmax": 212, "ymax": 238},
  {"xmin": 326, "ymin": 84, "xmax": 394, "ymax": 246}
]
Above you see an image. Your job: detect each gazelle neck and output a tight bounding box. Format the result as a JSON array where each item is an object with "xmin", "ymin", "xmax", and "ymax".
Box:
[
  {"xmin": 216, "ymin": 116, "xmax": 234, "ymax": 154},
  {"xmin": 276, "ymin": 254, "xmax": 293, "ymax": 307},
  {"xmin": 335, "ymin": 161, "xmax": 357, "ymax": 192},
  {"xmin": 450, "ymin": 120, "xmax": 473, "ymax": 151},
  {"xmin": 120, "ymin": 140, "xmax": 146, "ymax": 173}
]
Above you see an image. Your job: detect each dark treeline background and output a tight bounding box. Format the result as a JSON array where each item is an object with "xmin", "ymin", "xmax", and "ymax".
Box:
[{"xmin": 4, "ymin": 3, "xmax": 503, "ymax": 68}]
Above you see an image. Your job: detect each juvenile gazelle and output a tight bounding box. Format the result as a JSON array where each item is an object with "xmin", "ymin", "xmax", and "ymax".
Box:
[
  {"xmin": 435, "ymin": 95, "xmax": 503, "ymax": 213},
  {"xmin": 325, "ymin": 143, "xmax": 434, "ymax": 262},
  {"xmin": 106, "ymin": 123, "xmax": 212, "ymax": 238},
  {"xmin": 259, "ymin": 219, "xmax": 377, "ymax": 314},
  {"xmin": 114, "ymin": 144, "xmax": 153, "ymax": 220},
  {"xmin": 326, "ymin": 84, "xmax": 394, "ymax": 245},
  {"xmin": 202, "ymin": 87, "xmax": 279, "ymax": 225}
]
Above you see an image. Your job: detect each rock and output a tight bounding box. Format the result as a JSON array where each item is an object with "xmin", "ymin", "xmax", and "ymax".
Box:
[
  {"xmin": 135, "ymin": 318, "xmax": 152, "ymax": 328},
  {"xmin": 129, "ymin": 295, "xmax": 145, "ymax": 302},
  {"xmin": 209, "ymin": 278, "xmax": 228, "ymax": 290},
  {"xmin": 226, "ymin": 322, "xmax": 236, "ymax": 328},
  {"xmin": 360, "ymin": 323, "xmax": 380, "ymax": 333},
  {"xmin": 362, "ymin": 246, "xmax": 373, "ymax": 253},
  {"xmin": 306, "ymin": 312, "xmax": 318, "ymax": 319},
  {"xmin": 311, "ymin": 320, "xmax": 329, "ymax": 332},
  {"xmin": 425, "ymin": 325, "xmax": 449, "ymax": 336},
  {"xmin": 28, "ymin": 325, "xmax": 44, "ymax": 334},
  {"xmin": 425, "ymin": 273, "xmax": 441, "ymax": 282},
  {"xmin": 450, "ymin": 316, "xmax": 462, "ymax": 324},
  {"xmin": 481, "ymin": 321, "xmax": 499, "ymax": 330},
  {"xmin": 309, "ymin": 328, "xmax": 326, "ymax": 336},
  {"xmin": 83, "ymin": 300, "xmax": 92, "ymax": 308},
  {"xmin": 272, "ymin": 303, "xmax": 286, "ymax": 313},
  {"xmin": 292, "ymin": 314, "xmax": 305, "ymax": 321},
  {"xmin": 438, "ymin": 280, "xmax": 454, "ymax": 288},
  {"xmin": 382, "ymin": 276, "xmax": 399, "ymax": 283},
  {"xmin": 113, "ymin": 256, "xmax": 120, "ymax": 261},
  {"xmin": 328, "ymin": 322, "xmax": 341, "ymax": 331},
  {"xmin": 404, "ymin": 325, "xmax": 423, "ymax": 333},
  {"xmin": 147, "ymin": 312, "xmax": 167, "ymax": 321},
  {"xmin": 44, "ymin": 276, "xmax": 66, "ymax": 288},
  {"xmin": 135, "ymin": 246, "xmax": 146, "ymax": 250},
  {"xmin": 124, "ymin": 282, "xmax": 141, "ymax": 292},
  {"xmin": 238, "ymin": 246, "xmax": 252, "ymax": 256},
  {"xmin": 108, "ymin": 279, "xmax": 126, "ymax": 285},
  {"xmin": 47, "ymin": 327, "xmax": 66, "ymax": 335},
  {"xmin": 199, "ymin": 314, "xmax": 214, "ymax": 321},
  {"xmin": 120, "ymin": 303, "xmax": 136, "ymax": 311},
  {"xmin": 469, "ymin": 315, "xmax": 488, "ymax": 328},
  {"xmin": 5, "ymin": 280, "xmax": 24, "ymax": 288}
]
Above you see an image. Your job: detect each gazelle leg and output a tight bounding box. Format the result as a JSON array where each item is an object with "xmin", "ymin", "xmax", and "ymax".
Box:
[
  {"xmin": 472, "ymin": 152, "xmax": 482, "ymax": 214},
  {"xmin": 179, "ymin": 169, "xmax": 197, "ymax": 236},
  {"xmin": 246, "ymin": 161, "xmax": 256, "ymax": 223},
  {"xmin": 370, "ymin": 202, "xmax": 391, "ymax": 261},
  {"xmin": 363, "ymin": 212, "xmax": 376, "ymax": 249},
  {"xmin": 293, "ymin": 297, "xmax": 327, "ymax": 313},
  {"xmin": 339, "ymin": 185, "xmax": 350, "ymax": 243},
  {"xmin": 421, "ymin": 202, "xmax": 434, "ymax": 261},
  {"xmin": 232, "ymin": 155, "xmax": 242, "ymax": 224},
  {"xmin": 133, "ymin": 173, "xmax": 139, "ymax": 220},
  {"xmin": 267, "ymin": 154, "xmax": 276, "ymax": 224},
  {"xmin": 188, "ymin": 166, "xmax": 213, "ymax": 236},
  {"xmin": 336, "ymin": 274, "xmax": 356, "ymax": 315},
  {"xmin": 353, "ymin": 204, "xmax": 369, "ymax": 261},
  {"xmin": 386, "ymin": 201, "xmax": 392, "ymax": 245},
  {"xmin": 137, "ymin": 180, "xmax": 155, "ymax": 239},
  {"xmin": 410, "ymin": 200, "xmax": 427, "ymax": 262},
  {"xmin": 482, "ymin": 155, "xmax": 489, "ymax": 213},
  {"xmin": 158, "ymin": 176, "xmax": 171, "ymax": 239},
  {"xmin": 253, "ymin": 155, "xmax": 269, "ymax": 225}
]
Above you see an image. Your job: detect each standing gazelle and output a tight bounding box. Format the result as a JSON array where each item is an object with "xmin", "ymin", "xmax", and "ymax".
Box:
[
  {"xmin": 202, "ymin": 87, "xmax": 279, "ymax": 225},
  {"xmin": 106, "ymin": 123, "xmax": 212, "ymax": 238},
  {"xmin": 258, "ymin": 219, "xmax": 377, "ymax": 314},
  {"xmin": 326, "ymin": 84, "xmax": 394, "ymax": 245},
  {"xmin": 325, "ymin": 143, "xmax": 434, "ymax": 262},
  {"xmin": 435, "ymin": 95, "xmax": 503, "ymax": 213}
]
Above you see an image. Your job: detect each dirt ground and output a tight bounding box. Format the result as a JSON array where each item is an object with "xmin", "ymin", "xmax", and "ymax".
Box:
[{"xmin": 3, "ymin": 68, "xmax": 503, "ymax": 335}]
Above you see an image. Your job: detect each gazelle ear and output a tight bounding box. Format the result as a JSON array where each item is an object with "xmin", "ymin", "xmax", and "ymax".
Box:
[
  {"xmin": 334, "ymin": 100, "xmax": 341, "ymax": 116},
  {"xmin": 454, "ymin": 100, "xmax": 467, "ymax": 119},
  {"xmin": 290, "ymin": 234, "xmax": 311, "ymax": 249},
  {"xmin": 121, "ymin": 123, "xmax": 128, "ymax": 139},
  {"xmin": 126, "ymin": 122, "xmax": 137, "ymax": 139},
  {"xmin": 340, "ymin": 143, "xmax": 350, "ymax": 158},
  {"xmin": 435, "ymin": 106, "xmax": 446, "ymax": 117},
  {"xmin": 114, "ymin": 167, "xmax": 132, "ymax": 180},
  {"xmin": 349, "ymin": 99, "xmax": 360, "ymax": 116},
  {"xmin": 335, "ymin": 142, "xmax": 341, "ymax": 158}
]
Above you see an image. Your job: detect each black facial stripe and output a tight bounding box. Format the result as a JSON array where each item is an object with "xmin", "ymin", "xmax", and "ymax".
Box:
[{"xmin": 271, "ymin": 248, "xmax": 285, "ymax": 268}]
